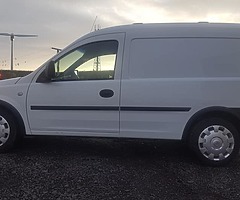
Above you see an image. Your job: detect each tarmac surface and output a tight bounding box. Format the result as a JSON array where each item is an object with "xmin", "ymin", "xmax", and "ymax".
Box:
[{"xmin": 0, "ymin": 137, "xmax": 240, "ymax": 200}]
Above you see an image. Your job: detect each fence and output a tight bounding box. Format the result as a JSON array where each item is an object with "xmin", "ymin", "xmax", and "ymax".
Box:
[{"xmin": 0, "ymin": 70, "xmax": 32, "ymax": 80}]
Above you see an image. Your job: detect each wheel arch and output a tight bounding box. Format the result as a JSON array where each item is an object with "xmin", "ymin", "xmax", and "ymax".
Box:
[
  {"xmin": 0, "ymin": 100, "xmax": 26, "ymax": 137},
  {"xmin": 182, "ymin": 106, "xmax": 240, "ymax": 142}
]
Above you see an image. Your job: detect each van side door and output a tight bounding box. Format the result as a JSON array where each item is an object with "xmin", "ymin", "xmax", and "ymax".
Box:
[{"xmin": 27, "ymin": 33, "xmax": 125, "ymax": 136}]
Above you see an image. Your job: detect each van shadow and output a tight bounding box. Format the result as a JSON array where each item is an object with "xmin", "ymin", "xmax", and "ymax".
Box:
[{"xmin": 14, "ymin": 136, "xmax": 196, "ymax": 164}]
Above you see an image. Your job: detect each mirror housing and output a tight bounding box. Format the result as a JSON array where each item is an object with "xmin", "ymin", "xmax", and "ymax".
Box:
[
  {"xmin": 36, "ymin": 61, "xmax": 56, "ymax": 83},
  {"xmin": 45, "ymin": 61, "xmax": 55, "ymax": 81}
]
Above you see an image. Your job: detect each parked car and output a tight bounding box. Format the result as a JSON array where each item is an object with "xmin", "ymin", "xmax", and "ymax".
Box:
[{"xmin": 1, "ymin": 23, "xmax": 240, "ymax": 166}]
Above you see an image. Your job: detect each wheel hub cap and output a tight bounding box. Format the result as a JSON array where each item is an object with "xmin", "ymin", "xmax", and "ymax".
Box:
[
  {"xmin": 198, "ymin": 125, "xmax": 234, "ymax": 161},
  {"xmin": 211, "ymin": 137, "xmax": 223, "ymax": 150},
  {"xmin": 0, "ymin": 116, "xmax": 10, "ymax": 146}
]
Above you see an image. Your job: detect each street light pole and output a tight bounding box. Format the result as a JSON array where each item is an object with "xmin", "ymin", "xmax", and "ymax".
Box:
[
  {"xmin": 10, "ymin": 34, "xmax": 14, "ymax": 71},
  {"xmin": 51, "ymin": 47, "xmax": 62, "ymax": 54},
  {"xmin": 0, "ymin": 33, "xmax": 38, "ymax": 70}
]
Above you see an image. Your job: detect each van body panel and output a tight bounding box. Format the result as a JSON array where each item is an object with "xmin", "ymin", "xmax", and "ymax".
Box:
[
  {"xmin": 26, "ymin": 33, "xmax": 125, "ymax": 136},
  {"xmin": 119, "ymin": 28, "xmax": 240, "ymax": 139},
  {"xmin": 1, "ymin": 23, "xmax": 240, "ymax": 140}
]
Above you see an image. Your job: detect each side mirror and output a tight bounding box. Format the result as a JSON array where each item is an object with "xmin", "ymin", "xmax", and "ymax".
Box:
[
  {"xmin": 45, "ymin": 61, "xmax": 55, "ymax": 81},
  {"xmin": 36, "ymin": 61, "xmax": 56, "ymax": 83}
]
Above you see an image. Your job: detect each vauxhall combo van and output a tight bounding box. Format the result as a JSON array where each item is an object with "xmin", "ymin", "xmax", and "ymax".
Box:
[{"xmin": 1, "ymin": 23, "xmax": 240, "ymax": 166}]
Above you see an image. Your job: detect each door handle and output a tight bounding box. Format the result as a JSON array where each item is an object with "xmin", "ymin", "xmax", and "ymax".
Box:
[{"xmin": 99, "ymin": 89, "xmax": 114, "ymax": 98}]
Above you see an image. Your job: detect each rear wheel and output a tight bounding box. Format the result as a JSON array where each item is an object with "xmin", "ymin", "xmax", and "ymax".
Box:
[
  {"xmin": 189, "ymin": 118, "xmax": 240, "ymax": 166},
  {"xmin": 0, "ymin": 110, "xmax": 17, "ymax": 152}
]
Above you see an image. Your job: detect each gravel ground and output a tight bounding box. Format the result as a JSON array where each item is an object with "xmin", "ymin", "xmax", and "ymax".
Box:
[{"xmin": 0, "ymin": 137, "xmax": 240, "ymax": 200}]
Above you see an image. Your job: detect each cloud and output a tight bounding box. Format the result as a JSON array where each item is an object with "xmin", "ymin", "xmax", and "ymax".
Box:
[
  {"xmin": 0, "ymin": 0, "xmax": 97, "ymax": 69},
  {"xmin": 0, "ymin": 0, "xmax": 240, "ymax": 70},
  {"xmin": 144, "ymin": 0, "xmax": 240, "ymax": 22}
]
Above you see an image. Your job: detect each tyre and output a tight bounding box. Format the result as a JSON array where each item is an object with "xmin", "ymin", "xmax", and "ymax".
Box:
[
  {"xmin": 0, "ymin": 110, "xmax": 17, "ymax": 152},
  {"xmin": 189, "ymin": 118, "xmax": 240, "ymax": 166}
]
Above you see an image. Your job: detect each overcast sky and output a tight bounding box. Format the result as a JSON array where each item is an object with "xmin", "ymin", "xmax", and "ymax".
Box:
[{"xmin": 0, "ymin": 0, "xmax": 240, "ymax": 70}]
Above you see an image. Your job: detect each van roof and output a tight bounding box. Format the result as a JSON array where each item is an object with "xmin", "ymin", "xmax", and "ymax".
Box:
[{"xmin": 79, "ymin": 23, "xmax": 240, "ymax": 41}]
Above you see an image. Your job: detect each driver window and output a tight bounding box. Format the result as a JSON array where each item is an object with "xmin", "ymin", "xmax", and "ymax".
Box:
[{"xmin": 52, "ymin": 40, "xmax": 118, "ymax": 81}]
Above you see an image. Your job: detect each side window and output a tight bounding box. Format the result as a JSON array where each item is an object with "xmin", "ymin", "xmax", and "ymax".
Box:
[{"xmin": 53, "ymin": 40, "xmax": 118, "ymax": 81}]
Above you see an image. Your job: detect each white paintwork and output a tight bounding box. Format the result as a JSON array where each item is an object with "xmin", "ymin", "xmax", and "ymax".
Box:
[
  {"xmin": 120, "ymin": 37, "xmax": 240, "ymax": 139},
  {"xmin": 0, "ymin": 23, "xmax": 240, "ymax": 140},
  {"xmin": 27, "ymin": 33, "xmax": 125, "ymax": 136}
]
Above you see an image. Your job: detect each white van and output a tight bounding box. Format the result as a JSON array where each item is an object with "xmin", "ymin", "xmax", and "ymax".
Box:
[{"xmin": 1, "ymin": 23, "xmax": 240, "ymax": 166}]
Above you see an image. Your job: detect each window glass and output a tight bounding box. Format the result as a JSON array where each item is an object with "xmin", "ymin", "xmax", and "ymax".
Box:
[
  {"xmin": 52, "ymin": 40, "xmax": 118, "ymax": 81},
  {"xmin": 55, "ymin": 50, "xmax": 84, "ymax": 75}
]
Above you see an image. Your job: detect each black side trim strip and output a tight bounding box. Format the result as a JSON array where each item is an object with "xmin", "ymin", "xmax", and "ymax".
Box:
[
  {"xmin": 31, "ymin": 106, "xmax": 119, "ymax": 111},
  {"xmin": 31, "ymin": 106, "xmax": 191, "ymax": 112},
  {"xmin": 121, "ymin": 107, "xmax": 191, "ymax": 112}
]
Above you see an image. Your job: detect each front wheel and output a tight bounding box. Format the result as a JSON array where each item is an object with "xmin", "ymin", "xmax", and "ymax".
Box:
[
  {"xmin": 0, "ymin": 110, "xmax": 17, "ymax": 152},
  {"xmin": 189, "ymin": 118, "xmax": 240, "ymax": 166}
]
